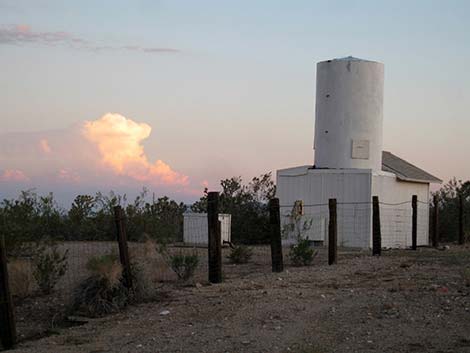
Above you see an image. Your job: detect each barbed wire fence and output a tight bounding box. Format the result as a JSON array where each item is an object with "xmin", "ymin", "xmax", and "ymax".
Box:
[{"xmin": 1, "ymin": 192, "xmax": 467, "ymax": 349}]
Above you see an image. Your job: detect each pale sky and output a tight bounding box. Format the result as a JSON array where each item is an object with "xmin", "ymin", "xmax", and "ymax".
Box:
[{"xmin": 1, "ymin": 0, "xmax": 469, "ymax": 205}]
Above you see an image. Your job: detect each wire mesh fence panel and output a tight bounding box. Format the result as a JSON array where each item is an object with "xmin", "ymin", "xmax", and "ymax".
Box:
[
  {"xmin": 380, "ymin": 203, "xmax": 413, "ymax": 248},
  {"xmin": 280, "ymin": 203, "xmax": 329, "ymax": 266},
  {"xmin": 337, "ymin": 203, "xmax": 371, "ymax": 248},
  {"xmin": 417, "ymin": 203, "xmax": 431, "ymax": 246},
  {"xmin": 7, "ymin": 239, "xmax": 122, "ymax": 342},
  {"xmin": 221, "ymin": 211, "xmax": 273, "ymax": 281}
]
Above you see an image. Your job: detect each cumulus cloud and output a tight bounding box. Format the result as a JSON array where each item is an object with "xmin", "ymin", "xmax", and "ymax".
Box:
[
  {"xmin": 0, "ymin": 113, "xmax": 191, "ymax": 198},
  {"xmin": 0, "ymin": 24, "xmax": 180, "ymax": 53},
  {"xmin": 83, "ymin": 113, "xmax": 189, "ymax": 186}
]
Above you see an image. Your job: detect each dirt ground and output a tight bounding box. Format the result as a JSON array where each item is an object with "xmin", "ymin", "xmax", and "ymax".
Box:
[{"xmin": 8, "ymin": 245, "xmax": 470, "ymax": 353}]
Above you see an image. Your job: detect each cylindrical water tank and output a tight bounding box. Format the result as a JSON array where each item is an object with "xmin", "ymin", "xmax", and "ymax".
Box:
[{"xmin": 314, "ymin": 57, "xmax": 384, "ymax": 170}]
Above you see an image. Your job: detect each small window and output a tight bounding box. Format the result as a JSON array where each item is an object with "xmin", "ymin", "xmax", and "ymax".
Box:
[{"xmin": 351, "ymin": 139, "xmax": 370, "ymax": 159}]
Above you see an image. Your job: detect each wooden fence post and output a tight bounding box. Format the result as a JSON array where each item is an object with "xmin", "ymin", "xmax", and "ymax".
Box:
[
  {"xmin": 208, "ymin": 192, "xmax": 222, "ymax": 283},
  {"xmin": 432, "ymin": 195, "xmax": 439, "ymax": 248},
  {"xmin": 459, "ymin": 193, "xmax": 464, "ymax": 245},
  {"xmin": 269, "ymin": 198, "xmax": 284, "ymax": 273},
  {"xmin": 113, "ymin": 206, "xmax": 133, "ymax": 291},
  {"xmin": 412, "ymin": 195, "xmax": 417, "ymax": 250},
  {"xmin": 372, "ymin": 196, "xmax": 381, "ymax": 256},
  {"xmin": 328, "ymin": 199, "xmax": 337, "ymax": 265},
  {"xmin": 0, "ymin": 234, "xmax": 16, "ymax": 349}
]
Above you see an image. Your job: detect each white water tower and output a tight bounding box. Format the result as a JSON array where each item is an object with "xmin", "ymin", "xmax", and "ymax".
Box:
[
  {"xmin": 314, "ymin": 57, "xmax": 384, "ymax": 171},
  {"xmin": 277, "ymin": 56, "xmax": 440, "ymax": 249}
]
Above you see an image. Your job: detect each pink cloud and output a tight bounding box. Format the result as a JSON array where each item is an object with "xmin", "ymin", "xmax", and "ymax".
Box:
[
  {"xmin": 0, "ymin": 24, "xmax": 180, "ymax": 54},
  {"xmin": 0, "ymin": 113, "xmax": 205, "ymax": 201},
  {"xmin": 0, "ymin": 169, "xmax": 30, "ymax": 182},
  {"xmin": 39, "ymin": 138, "xmax": 51, "ymax": 154},
  {"xmin": 57, "ymin": 169, "xmax": 80, "ymax": 183}
]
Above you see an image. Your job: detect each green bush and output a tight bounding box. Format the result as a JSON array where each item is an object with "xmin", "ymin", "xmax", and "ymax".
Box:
[
  {"xmin": 33, "ymin": 244, "xmax": 68, "ymax": 294},
  {"xmin": 289, "ymin": 238, "xmax": 317, "ymax": 266},
  {"xmin": 227, "ymin": 245, "xmax": 253, "ymax": 264},
  {"xmin": 170, "ymin": 253, "xmax": 199, "ymax": 281}
]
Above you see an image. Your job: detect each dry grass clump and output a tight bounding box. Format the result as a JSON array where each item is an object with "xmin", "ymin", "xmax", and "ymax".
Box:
[
  {"xmin": 129, "ymin": 236, "xmax": 162, "ymax": 300},
  {"xmin": 8, "ymin": 258, "xmax": 33, "ymax": 299},
  {"xmin": 72, "ymin": 253, "xmax": 128, "ymax": 317}
]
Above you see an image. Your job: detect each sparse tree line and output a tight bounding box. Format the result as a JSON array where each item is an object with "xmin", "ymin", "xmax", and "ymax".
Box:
[
  {"xmin": 0, "ymin": 173, "xmax": 276, "ymax": 256},
  {"xmin": 0, "ymin": 189, "xmax": 186, "ymax": 256},
  {"xmin": 432, "ymin": 178, "xmax": 470, "ymax": 242},
  {"xmin": 1, "ymin": 175, "xmax": 468, "ymax": 255}
]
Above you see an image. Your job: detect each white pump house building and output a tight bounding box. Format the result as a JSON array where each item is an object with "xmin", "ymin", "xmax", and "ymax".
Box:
[{"xmin": 277, "ymin": 57, "xmax": 441, "ymax": 249}]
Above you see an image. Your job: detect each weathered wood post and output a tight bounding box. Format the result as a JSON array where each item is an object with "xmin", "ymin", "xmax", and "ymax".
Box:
[
  {"xmin": 459, "ymin": 193, "xmax": 464, "ymax": 245},
  {"xmin": 0, "ymin": 234, "xmax": 16, "ymax": 349},
  {"xmin": 328, "ymin": 198, "xmax": 337, "ymax": 265},
  {"xmin": 208, "ymin": 192, "xmax": 222, "ymax": 283},
  {"xmin": 113, "ymin": 206, "xmax": 133, "ymax": 291},
  {"xmin": 269, "ymin": 198, "xmax": 284, "ymax": 273},
  {"xmin": 412, "ymin": 195, "xmax": 418, "ymax": 250},
  {"xmin": 432, "ymin": 195, "xmax": 439, "ymax": 248},
  {"xmin": 372, "ymin": 196, "xmax": 382, "ymax": 256}
]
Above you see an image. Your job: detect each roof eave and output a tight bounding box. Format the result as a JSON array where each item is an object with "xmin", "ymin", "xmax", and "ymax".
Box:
[{"xmin": 396, "ymin": 175, "xmax": 442, "ymax": 184}]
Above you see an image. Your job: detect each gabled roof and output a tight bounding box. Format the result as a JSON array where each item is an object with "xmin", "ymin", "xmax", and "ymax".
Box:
[{"xmin": 382, "ymin": 151, "xmax": 442, "ymax": 184}]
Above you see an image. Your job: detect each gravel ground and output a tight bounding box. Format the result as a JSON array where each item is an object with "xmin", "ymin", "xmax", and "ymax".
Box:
[{"xmin": 9, "ymin": 245, "xmax": 470, "ymax": 353}]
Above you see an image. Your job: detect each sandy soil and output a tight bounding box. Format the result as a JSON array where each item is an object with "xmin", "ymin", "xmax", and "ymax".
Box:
[{"xmin": 8, "ymin": 245, "xmax": 470, "ymax": 353}]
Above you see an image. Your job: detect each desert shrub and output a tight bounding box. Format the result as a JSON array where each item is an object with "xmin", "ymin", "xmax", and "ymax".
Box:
[
  {"xmin": 33, "ymin": 244, "xmax": 69, "ymax": 294},
  {"xmin": 289, "ymin": 238, "xmax": 317, "ymax": 266},
  {"xmin": 8, "ymin": 258, "xmax": 33, "ymax": 299},
  {"xmin": 227, "ymin": 245, "xmax": 253, "ymax": 264},
  {"xmin": 170, "ymin": 253, "xmax": 199, "ymax": 281},
  {"xmin": 72, "ymin": 253, "xmax": 128, "ymax": 317}
]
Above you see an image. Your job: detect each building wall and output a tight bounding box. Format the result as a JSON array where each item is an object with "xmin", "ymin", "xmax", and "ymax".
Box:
[
  {"xmin": 183, "ymin": 213, "xmax": 231, "ymax": 245},
  {"xmin": 276, "ymin": 167, "xmax": 372, "ymax": 248},
  {"xmin": 372, "ymin": 173, "xmax": 430, "ymax": 248}
]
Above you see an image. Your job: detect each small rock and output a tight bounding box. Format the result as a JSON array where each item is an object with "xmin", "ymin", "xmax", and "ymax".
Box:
[
  {"xmin": 436, "ymin": 287, "xmax": 449, "ymax": 294},
  {"xmin": 160, "ymin": 310, "xmax": 170, "ymax": 316}
]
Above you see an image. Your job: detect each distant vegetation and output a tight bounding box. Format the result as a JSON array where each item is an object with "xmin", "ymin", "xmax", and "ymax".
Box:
[
  {"xmin": 432, "ymin": 178, "xmax": 470, "ymax": 242},
  {"xmin": 192, "ymin": 173, "xmax": 276, "ymax": 244},
  {"xmin": 0, "ymin": 189, "xmax": 186, "ymax": 255},
  {"xmin": 0, "ymin": 173, "xmax": 276, "ymax": 254},
  {"xmin": 1, "ymin": 174, "xmax": 466, "ymax": 253}
]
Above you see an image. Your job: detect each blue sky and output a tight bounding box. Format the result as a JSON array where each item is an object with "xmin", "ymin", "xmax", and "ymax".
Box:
[{"xmin": 1, "ymin": 0, "xmax": 469, "ymax": 204}]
